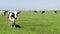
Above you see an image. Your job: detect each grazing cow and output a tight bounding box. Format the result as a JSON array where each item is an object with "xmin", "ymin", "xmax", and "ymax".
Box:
[
  {"xmin": 0, "ymin": 10, "xmax": 8, "ymax": 15},
  {"xmin": 8, "ymin": 11, "xmax": 20, "ymax": 28},
  {"xmin": 4, "ymin": 10, "xmax": 8, "ymax": 15},
  {"xmin": 42, "ymin": 11, "xmax": 45, "ymax": 14}
]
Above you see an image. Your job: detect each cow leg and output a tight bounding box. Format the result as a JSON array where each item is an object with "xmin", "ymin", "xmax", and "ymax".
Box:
[
  {"xmin": 10, "ymin": 21, "xmax": 13, "ymax": 28},
  {"xmin": 13, "ymin": 22, "xmax": 15, "ymax": 28},
  {"xmin": 8, "ymin": 20, "xmax": 11, "ymax": 27},
  {"xmin": 12, "ymin": 21, "xmax": 15, "ymax": 28},
  {"xmin": 9, "ymin": 21, "xmax": 10, "ymax": 26},
  {"xmin": 10, "ymin": 21, "xmax": 15, "ymax": 28},
  {"xmin": 9, "ymin": 21, "xmax": 12, "ymax": 28}
]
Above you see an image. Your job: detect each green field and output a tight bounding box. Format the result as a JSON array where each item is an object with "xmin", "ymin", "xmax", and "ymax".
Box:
[{"xmin": 0, "ymin": 11, "xmax": 60, "ymax": 34}]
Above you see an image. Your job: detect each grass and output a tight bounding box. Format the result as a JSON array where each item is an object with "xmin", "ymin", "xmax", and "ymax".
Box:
[{"xmin": 0, "ymin": 11, "xmax": 60, "ymax": 34}]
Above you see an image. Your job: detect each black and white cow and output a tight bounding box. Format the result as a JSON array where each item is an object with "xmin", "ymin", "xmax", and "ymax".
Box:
[
  {"xmin": 0, "ymin": 10, "xmax": 8, "ymax": 15},
  {"xmin": 34, "ymin": 10, "xmax": 37, "ymax": 13},
  {"xmin": 8, "ymin": 11, "xmax": 20, "ymax": 28},
  {"xmin": 54, "ymin": 11, "xmax": 57, "ymax": 13},
  {"xmin": 42, "ymin": 11, "xmax": 45, "ymax": 14}
]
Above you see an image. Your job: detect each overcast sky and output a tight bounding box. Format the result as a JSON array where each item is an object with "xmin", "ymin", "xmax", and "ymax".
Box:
[{"xmin": 0, "ymin": 0, "xmax": 60, "ymax": 10}]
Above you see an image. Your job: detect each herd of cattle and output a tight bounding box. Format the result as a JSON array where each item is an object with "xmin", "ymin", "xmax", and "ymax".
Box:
[
  {"xmin": 0, "ymin": 10, "xmax": 20, "ymax": 28},
  {"xmin": 34, "ymin": 10, "xmax": 58, "ymax": 13},
  {"xmin": 0, "ymin": 10, "xmax": 58, "ymax": 28}
]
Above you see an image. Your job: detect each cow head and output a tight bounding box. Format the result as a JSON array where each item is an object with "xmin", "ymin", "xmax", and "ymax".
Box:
[{"xmin": 8, "ymin": 11, "xmax": 20, "ymax": 19}]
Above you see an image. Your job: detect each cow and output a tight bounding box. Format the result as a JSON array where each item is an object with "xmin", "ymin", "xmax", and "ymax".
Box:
[
  {"xmin": 34, "ymin": 10, "xmax": 37, "ymax": 13},
  {"xmin": 8, "ymin": 11, "xmax": 20, "ymax": 28},
  {"xmin": 54, "ymin": 11, "xmax": 57, "ymax": 13},
  {"xmin": 0, "ymin": 10, "xmax": 8, "ymax": 16},
  {"xmin": 42, "ymin": 11, "xmax": 45, "ymax": 14}
]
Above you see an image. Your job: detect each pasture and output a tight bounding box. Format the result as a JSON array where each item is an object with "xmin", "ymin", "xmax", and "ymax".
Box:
[{"xmin": 0, "ymin": 11, "xmax": 60, "ymax": 34}]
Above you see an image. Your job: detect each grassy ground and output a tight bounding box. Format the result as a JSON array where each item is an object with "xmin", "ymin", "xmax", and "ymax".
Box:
[{"xmin": 0, "ymin": 11, "xmax": 60, "ymax": 34}]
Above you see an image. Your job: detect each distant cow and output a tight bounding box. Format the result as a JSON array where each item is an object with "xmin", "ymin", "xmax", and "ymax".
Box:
[
  {"xmin": 0, "ymin": 10, "xmax": 8, "ymax": 15},
  {"xmin": 34, "ymin": 10, "xmax": 37, "ymax": 13},
  {"xmin": 42, "ymin": 11, "xmax": 45, "ymax": 14},
  {"xmin": 54, "ymin": 11, "xmax": 57, "ymax": 13},
  {"xmin": 8, "ymin": 11, "xmax": 20, "ymax": 28}
]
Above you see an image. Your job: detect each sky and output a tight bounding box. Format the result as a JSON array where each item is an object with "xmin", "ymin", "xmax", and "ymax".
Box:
[{"xmin": 0, "ymin": 0, "xmax": 60, "ymax": 10}]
